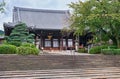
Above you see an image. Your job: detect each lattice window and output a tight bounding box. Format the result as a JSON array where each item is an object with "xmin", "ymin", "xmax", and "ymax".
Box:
[
  {"xmin": 53, "ymin": 39, "xmax": 59, "ymax": 47},
  {"xmin": 68, "ymin": 39, "xmax": 73, "ymax": 47},
  {"xmin": 45, "ymin": 39, "xmax": 51, "ymax": 47}
]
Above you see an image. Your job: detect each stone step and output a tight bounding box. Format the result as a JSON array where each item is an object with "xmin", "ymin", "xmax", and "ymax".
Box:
[
  {"xmin": 0, "ymin": 67, "xmax": 120, "ymax": 79},
  {"xmin": 0, "ymin": 55, "xmax": 120, "ymax": 71}
]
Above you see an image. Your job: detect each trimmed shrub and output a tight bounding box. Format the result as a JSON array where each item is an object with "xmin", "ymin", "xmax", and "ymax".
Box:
[
  {"xmin": 108, "ymin": 46, "xmax": 117, "ymax": 49},
  {"xmin": 89, "ymin": 45, "xmax": 108, "ymax": 54},
  {"xmin": 102, "ymin": 49, "xmax": 120, "ymax": 55},
  {"xmin": 101, "ymin": 49, "xmax": 114, "ymax": 55},
  {"xmin": 17, "ymin": 46, "xmax": 39, "ymax": 55},
  {"xmin": 8, "ymin": 41, "xmax": 21, "ymax": 47},
  {"xmin": 21, "ymin": 43, "xmax": 36, "ymax": 48},
  {"xmin": 0, "ymin": 44, "xmax": 17, "ymax": 54},
  {"xmin": 78, "ymin": 48, "xmax": 87, "ymax": 53}
]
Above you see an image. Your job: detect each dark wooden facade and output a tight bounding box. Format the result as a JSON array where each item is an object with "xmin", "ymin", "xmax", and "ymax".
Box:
[{"xmin": 31, "ymin": 29, "xmax": 75, "ymax": 50}]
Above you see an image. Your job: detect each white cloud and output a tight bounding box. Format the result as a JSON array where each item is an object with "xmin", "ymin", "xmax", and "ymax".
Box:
[{"xmin": 0, "ymin": 0, "xmax": 79, "ymax": 30}]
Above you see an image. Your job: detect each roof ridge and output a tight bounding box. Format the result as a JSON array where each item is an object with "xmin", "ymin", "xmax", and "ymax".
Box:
[{"xmin": 14, "ymin": 6, "xmax": 69, "ymax": 14}]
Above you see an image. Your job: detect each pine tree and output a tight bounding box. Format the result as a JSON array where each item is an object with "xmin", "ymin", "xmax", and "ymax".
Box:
[{"xmin": 6, "ymin": 23, "xmax": 35, "ymax": 46}]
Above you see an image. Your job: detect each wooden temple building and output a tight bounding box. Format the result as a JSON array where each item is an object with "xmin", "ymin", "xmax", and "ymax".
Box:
[{"xmin": 4, "ymin": 7, "xmax": 92, "ymax": 50}]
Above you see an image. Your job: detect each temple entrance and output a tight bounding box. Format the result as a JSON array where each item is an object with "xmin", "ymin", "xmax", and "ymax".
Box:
[{"xmin": 33, "ymin": 29, "xmax": 75, "ymax": 51}]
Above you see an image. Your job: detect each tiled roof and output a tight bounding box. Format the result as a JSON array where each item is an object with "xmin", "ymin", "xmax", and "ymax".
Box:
[{"xmin": 13, "ymin": 7, "xmax": 70, "ymax": 30}]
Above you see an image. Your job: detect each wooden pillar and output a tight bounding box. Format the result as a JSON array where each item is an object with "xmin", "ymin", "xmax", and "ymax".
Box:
[
  {"xmin": 73, "ymin": 37, "xmax": 76, "ymax": 50},
  {"xmin": 58, "ymin": 37, "xmax": 60, "ymax": 50},
  {"xmin": 34, "ymin": 35, "xmax": 37, "ymax": 46},
  {"xmin": 36, "ymin": 36, "xmax": 39, "ymax": 49},
  {"xmin": 51, "ymin": 38, "xmax": 53, "ymax": 49},
  {"xmin": 66, "ymin": 37, "xmax": 68, "ymax": 50},
  {"xmin": 40, "ymin": 30, "xmax": 44, "ymax": 50},
  {"xmin": 60, "ymin": 36, "xmax": 63, "ymax": 51},
  {"xmin": 72, "ymin": 38, "xmax": 74, "ymax": 49},
  {"xmin": 40, "ymin": 35, "xmax": 43, "ymax": 49}
]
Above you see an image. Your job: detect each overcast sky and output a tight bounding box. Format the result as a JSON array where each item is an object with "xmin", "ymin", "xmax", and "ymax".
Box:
[{"xmin": 0, "ymin": 0, "xmax": 81, "ymax": 30}]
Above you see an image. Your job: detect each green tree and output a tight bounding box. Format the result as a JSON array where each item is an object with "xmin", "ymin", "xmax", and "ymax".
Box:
[
  {"xmin": 6, "ymin": 23, "xmax": 35, "ymax": 46},
  {"xmin": 0, "ymin": 0, "xmax": 5, "ymax": 14},
  {"xmin": 61, "ymin": 27, "xmax": 73, "ymax": 37},
  {"xmin": 69, "ymin": 0, "xmax": 120, "ymax": 47}
]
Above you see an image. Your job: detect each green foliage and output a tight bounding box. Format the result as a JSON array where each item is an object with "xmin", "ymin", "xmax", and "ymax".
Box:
[
  {"xmin": 6, "ymin": 22, "xmax": 35, "ymax": 44},
  {"xmin": 2, "ymin": 40, "xmax": 8, "ymax": 44},
  {"xmin": 61, "ymin": 27, "xmax": 73, "ymax": 36},
  {"xmin": 69, "ymin": 0, "xmax": 120, "ymax": 47},
  {"xmin": 89, "ymin": 45, "xmax": 108, "ymax": 54},
  {"xmin": 108, "ymin": 46, "xmax": 117, "ymax": 49},
  {"xmin": 8, "ymin": 41, "xmax": 21, "ymax": 47},
  {"xmin": 2, "ymin": 39, "xmax": 39, "ymax": 55},
  {"xmin": 78, "ymin": 48, "xmax": 87, "ymax": 53},
  {"xmin": 0, "ymin": 44, "xmax": 17, "ymax": 54},
  {"xmin": 17, "ymin": 43, "xmax": 39, "ymax": 55},
  {"xmin": 21, "ymin": 43, "xmax": 36, "ymax": 48},
  {"xmin": 102, "ymin": 49, "xmax": 120, "ymax": 55},
  {"xmin": 17, "ymin": 46, "xmax": 39, "ymax": 55},
  {"xmin": 0, "ymin": 0, "xmax": 5, "ymax": 13}
]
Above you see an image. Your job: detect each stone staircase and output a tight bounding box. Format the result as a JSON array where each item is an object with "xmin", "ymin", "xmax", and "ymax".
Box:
[
  {"xmin": 0, "ymin": 55, "xmax": 120, "ymax": 71},
  {"xmin": 0, "ymin": 67, "xmax": 120, "ymax": 79},
  {"xmin": 0, "ymin": 55, "xmax": 120, "ymax": 78}
]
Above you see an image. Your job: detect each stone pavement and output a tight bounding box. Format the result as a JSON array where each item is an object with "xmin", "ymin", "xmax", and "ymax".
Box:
[{"xmin": 41, "ymin": 50, "xmax": 91, "ymax": 55}]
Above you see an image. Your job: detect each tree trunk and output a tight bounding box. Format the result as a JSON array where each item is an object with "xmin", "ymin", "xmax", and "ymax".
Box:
[
  {"xmin": 111, "ymin": 37, "xmax": 117, "ymax": 46},
  {"xmin": 116, "ymin": 38, "xmax": 120, "ymax": 48}
]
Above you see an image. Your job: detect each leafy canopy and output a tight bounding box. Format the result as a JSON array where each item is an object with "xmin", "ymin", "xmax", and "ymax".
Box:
[
  {"xmin": 69, "ymin": 0, "xmax": 120, "ymax": 47},
  {"xmin": 0, "ymin": 0, "xmax": 5, "ymax": 14}
]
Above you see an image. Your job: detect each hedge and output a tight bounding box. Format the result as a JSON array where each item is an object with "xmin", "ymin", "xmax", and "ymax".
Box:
[
  {"xmin": 101, "ymin": 49, "xmax": 120, "ymax": 55},
  {"xmin": 89, "ymin": 45, "xmax": 108, "ymax": 54},
  {"xmin": 108, "ymin": 46, "xmax": 117, "ymax": 49},
  {"xmin": 17, "ymin": 46, "xmax": 39, "ymax": 55},
  {"xmin": 0, "ymin": 44, "xmax": 17, "ymax": 54},
  {"xmin": 78, "ymin": 48, "xmax": 87, "ymax": 53},
  {"xmin": 21, "ymin": 43, "xmax": 36, "ymax": 48},
  {"xmin": 8, "ymin": 41, "xmax": 21, "ymax": 47}
]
